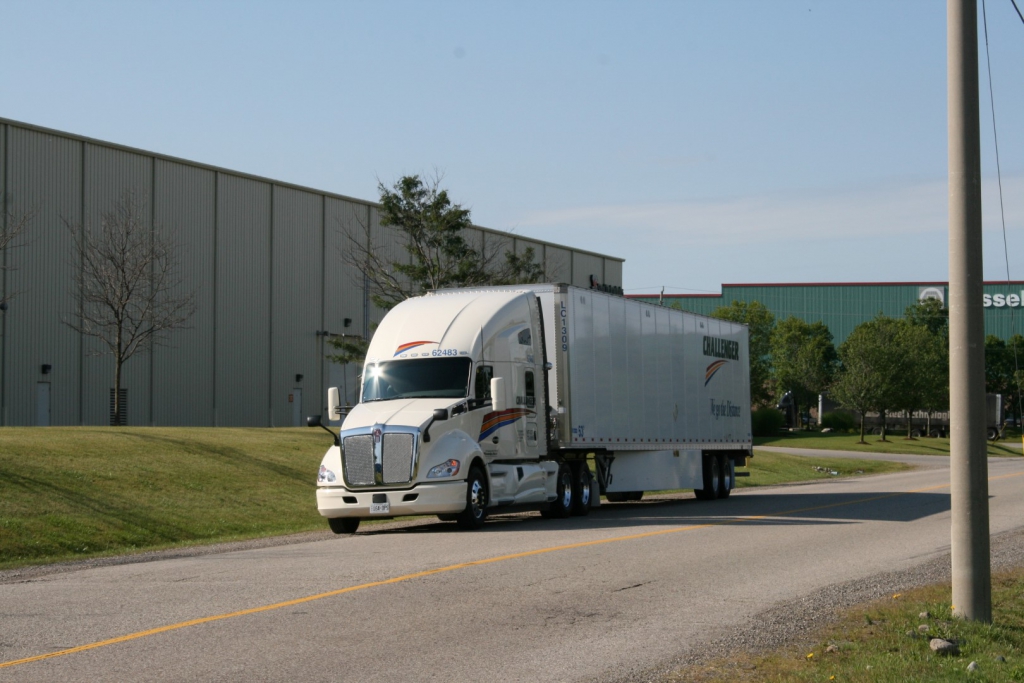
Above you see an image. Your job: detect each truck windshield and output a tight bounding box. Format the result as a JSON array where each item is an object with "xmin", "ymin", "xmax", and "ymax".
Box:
[{"xmin": 361, "ymin": 358, "xmax": 473, "ymax": 402}]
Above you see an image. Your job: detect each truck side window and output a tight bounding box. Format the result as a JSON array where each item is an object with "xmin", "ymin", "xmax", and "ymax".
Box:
[
  {"xmin": 518, "ymin": 328, "xmax": 532, "ymax": 346},
  {"xmin": 524, "ymin": 370, "xmax": 535, "ymax": 407},
  {"xmin": 475, "ymin": 365, "xmax": 494, "ymax": 401}
]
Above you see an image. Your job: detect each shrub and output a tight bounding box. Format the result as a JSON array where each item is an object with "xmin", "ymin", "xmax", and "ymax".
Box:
[
  {"xmin": 821, "ymin": 411, "xmax": 857, "ymax": 432},
  {"xmin": 751, "ymin": 407, "xmax": 786, "ymax": 437}
]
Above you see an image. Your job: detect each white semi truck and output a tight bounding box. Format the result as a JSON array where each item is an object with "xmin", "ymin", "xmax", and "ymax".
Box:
[{"xmin": 309, "ymin": 284, "xmax": 752, "ymax": 533}]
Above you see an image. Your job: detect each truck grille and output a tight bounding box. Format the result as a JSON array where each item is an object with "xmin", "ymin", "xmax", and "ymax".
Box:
[
  {"xmin": 382, "ymin": 434, "xmax": 414, "ymax": 484},
  {"xmin": 343, "ymin": 435, "xmax": 375, "ymax": 486},
  {"xmin": 342, "ymin": 432, "xmax": 416, "ymax": 487}
]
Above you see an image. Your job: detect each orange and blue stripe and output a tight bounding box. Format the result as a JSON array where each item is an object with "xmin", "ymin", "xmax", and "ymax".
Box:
[
  {"xmin": 479, "ymin": 409, "xmax": 534, "ymax": 441},
  {"xmin": 394, "ymin": 341, "xmax": 436, "ymax": 357},
  {"xmin": 705, "ymin": 360, "xmax": 728, "ymax": 386}
]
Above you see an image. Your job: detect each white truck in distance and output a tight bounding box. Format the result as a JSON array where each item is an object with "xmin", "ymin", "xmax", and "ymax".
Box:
[{"xmin": 310, "ymin": 284, "xmax": 752, "ymax": 533}]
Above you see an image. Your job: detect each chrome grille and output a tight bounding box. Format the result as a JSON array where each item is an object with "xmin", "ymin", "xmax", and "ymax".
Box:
[
  {"xmin": 382, "ymin": 434, "xmax": 414, "ymax": 484},
  {"xmin": 343, "ymin": 435, "xmax": 375, "ymax": 486}
]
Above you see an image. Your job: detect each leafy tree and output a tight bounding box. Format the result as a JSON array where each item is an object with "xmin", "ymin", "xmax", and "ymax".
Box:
[
  {"xmin": 831, "ymin": 341, "xmax": 883, "ymax": 444},
  {"xmin": 986, "ymin": 334, "xmax": 1024, "ymax": 426},
  {"xmin": 906, "ymin": 300, "xmax": 949, "ymax": 435},
  {"xmin": 893, "ymin": 322, "xmax": 937, "ymax": 439},
  {"xmin": 831, "ymin": 316, "xmax": 908, "ymax": 442},
  {"xmin": 342, "ymin": 174, "xmax": 545, "ymax": 311},
  {"xmin": 905, "ymin": 297, "xmax": 949, "ymax": 337},
  {"xmin": 711, "ymin": 300, "xmax": 775, "ymax": 407},
  {"xmin": 333, "ymin": 174, "xmax": 546, "ymax": 369},
  {"xmin": 63, "ymin": 191, "xmax": 196, "ymax": 425},
  {"xmin": 771, "ymin": 317, "xmax": 837, "ymax": 428}
]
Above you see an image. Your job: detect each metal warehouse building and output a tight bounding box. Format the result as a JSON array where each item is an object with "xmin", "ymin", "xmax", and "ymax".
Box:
[
  {"xmin": 0, "ymin": 118, "xmax": 623, "ymax": 427},
  {"xmin": 634, "ymin": 281, "xmax": 1024, "ymax": 346}
]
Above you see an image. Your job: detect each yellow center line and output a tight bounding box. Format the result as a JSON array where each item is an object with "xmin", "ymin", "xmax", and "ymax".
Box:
[{"xmin": 3, "ymin": 469, "xmax": 1023, "ymax": 670}]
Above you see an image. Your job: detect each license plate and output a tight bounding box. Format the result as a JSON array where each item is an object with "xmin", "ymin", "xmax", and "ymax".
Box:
[{"xmin": 369, "ymin": 501, "xmax": 390, "ymax": 515}]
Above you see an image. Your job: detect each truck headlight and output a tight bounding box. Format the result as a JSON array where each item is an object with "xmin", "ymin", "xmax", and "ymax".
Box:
[
  {"xmin": 426, "ymin": 459, "xmax": 460, "ymax": 478},
  {"xmin": 318, "ymin": 465, "xmax": 337, "ymax": 483}
]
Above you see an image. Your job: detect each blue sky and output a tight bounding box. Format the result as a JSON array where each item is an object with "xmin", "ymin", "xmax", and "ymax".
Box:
[{"xmin": 3, "ymin": 0, "xmax": 1023, "ymax": 294}]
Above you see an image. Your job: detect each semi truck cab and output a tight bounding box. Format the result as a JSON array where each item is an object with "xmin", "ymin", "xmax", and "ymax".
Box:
[{"xmin": 314, "ymin": 289, "xmax": 560, "ymax": 533}]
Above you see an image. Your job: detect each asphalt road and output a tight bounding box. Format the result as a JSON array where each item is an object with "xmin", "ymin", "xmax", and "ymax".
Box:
[{"xmin": 3, "ymin": 453, "xmax": 1024, "ymax": 683}]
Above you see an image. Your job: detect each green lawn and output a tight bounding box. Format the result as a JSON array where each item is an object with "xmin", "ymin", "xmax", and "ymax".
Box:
[
  {"xmin": 670, "ymin": 568, "xmax": 1024, "ymax": 682},
  {"xmin": 0, "ymin": 427, "xmax": 331, "ymax": 570},
  {"xmin": 755, "ymin": 430, "xmax": 1024, "ymax": 457},
  {"xmin": 741, "ymin": 449, "xmax": 910, "ymax": 487},
  {"xmin": 1, "ymin": 427, "xmax": 911, "ymax": 570}
]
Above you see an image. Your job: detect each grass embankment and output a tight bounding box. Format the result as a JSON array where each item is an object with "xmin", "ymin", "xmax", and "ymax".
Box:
[
  {"xmin": 672, "ymin": 569, "xmax": 1024, "ymax": 682},
  {"xmin": 740, "ymin": 450, "xmax": 910, "ymax": 487},
  {"xmin": 1, "ymin": 428, "xmax": 910, "ymax": 570},
  {"xmin": 0, "ymin": 427, "xmax": 330, "ymax": 570},
  {"xmin": 755, "ymin": 430, "xmax": 1024, "ymax": 457}
]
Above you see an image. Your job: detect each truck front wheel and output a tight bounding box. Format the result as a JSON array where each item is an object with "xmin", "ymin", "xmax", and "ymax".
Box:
[
  {"xmin": 456, "ymin": 467, "xmax": 489, "ymax": 530},
  {"xmin": 328, "ymin": 517, "xmax": 360, "ymax": 534}
]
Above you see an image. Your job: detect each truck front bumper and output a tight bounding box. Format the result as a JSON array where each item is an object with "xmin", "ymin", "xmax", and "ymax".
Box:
[{"xmin": 317, "ymin": 480, "xmax": 467, "ymax": 519}]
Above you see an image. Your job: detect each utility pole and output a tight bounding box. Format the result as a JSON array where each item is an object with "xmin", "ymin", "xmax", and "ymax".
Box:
[{"xmin": 948, "ymin": 0, "xmax": 991, "ymax": 622}]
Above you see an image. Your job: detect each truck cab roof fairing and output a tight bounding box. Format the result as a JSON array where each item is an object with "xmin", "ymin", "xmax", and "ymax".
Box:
[{"xmin": 366, "ymin": 290, "xmax": 534, "ymax": 363}]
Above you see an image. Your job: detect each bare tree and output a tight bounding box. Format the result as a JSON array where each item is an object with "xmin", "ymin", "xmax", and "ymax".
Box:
[
  {"xmin": 1, "ymin": 195, "xmax": 36, "ymax": 306},
  {"xmin": 63, "ymin": 191, "xmax": 196, "ymax": 425},
  {"xmin": 341, "ymin": 174, "xmax": 545, "ymax": 312}
]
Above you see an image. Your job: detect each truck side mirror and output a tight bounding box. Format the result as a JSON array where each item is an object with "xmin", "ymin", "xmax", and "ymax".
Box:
[
  {"xmin": 491, "ymin": 377, "xmax": 506, "ymax": 412},
  {"xmin": 307, "ymin": 414, "xmax": 339, "ymax": 446},
  {"xmin": 423, "ymin": 408, "xmax": 448, "ymax": 443},
  {"xmin": 327, "ymin": 387, "xmax": 341, "ymax": 421}
]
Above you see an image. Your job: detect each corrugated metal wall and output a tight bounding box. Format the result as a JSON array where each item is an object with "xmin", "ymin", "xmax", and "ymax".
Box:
[
  {"xmin": 0, "ymin": 118, "xmax": 624, "ymax": 426},
  {"xmin": 152, "ymin": 159, "xmax": 216, "ymax": 426},
  {"xmin": 657, "ymin": 282, "xmax": 1024, "ymax": 347}
]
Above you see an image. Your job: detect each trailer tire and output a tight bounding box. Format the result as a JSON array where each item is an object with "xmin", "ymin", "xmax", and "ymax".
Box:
[
  {"xmin": 570, "ymin": 461, "xmax": 592, "ymax": 516},
  {"xmin": 716, "ymin": 454, "xmax": 732, "ymax": 499},
  {"xmin": 988, "ymin": 427, "xmax": 999, "ymax": 441},
  {"xmin": 327, "ymin": 517, "xmax": 360, "ymax": 535},
  {"xmin": 541, "ymin": 463, "xmax": 574, "ymax": 518},
  {"xmin": 694, "ymin": 453, "xmax": 719, "ymax": 501},
  {"xmin": 456, "ymin": 467, "xmax": 489, "ymax": 530}
]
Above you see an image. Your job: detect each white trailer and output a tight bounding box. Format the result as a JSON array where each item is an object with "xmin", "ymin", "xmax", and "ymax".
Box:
[{"xmin": 310, "ymin": 284, "xmax": 752, "ymax": 533}]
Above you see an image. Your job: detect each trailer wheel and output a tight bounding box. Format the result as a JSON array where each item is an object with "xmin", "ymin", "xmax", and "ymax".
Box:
[
  {"xmin": 570, "ymin": 461, "xmax": 592, "ymax": 516},
  {"xmin": 911, "ymin": 429, "xmax": 922, "ymax": 438},
  {"xmin": 716, "ymin": 454, "xmax": 732, "ymax": 499},
  {"xmin": 541, "ymin": 463, "xmax": 574, "ymax": 518},
  {"xmin": 988, "ymin": 427, "xmax": 999, "ymax": 441},
  {"xmin": 327, "ymin": 517, "xmax": 360, "ymax": 534},
  {"xmin": 456, "ymin": 467, "xmax": 489, "ymax": 530},
  {"xmin": 694, "ymin": 454, "xmax": 719, "ymax": 501}
]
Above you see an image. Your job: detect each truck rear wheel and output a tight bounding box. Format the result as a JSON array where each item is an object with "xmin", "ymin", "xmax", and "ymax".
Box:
[
  {"xmin": 570, "ymin": 461, "xmax": 592, "ymax": 516},
  {"xmin": 456, "ymin": 467, "xmax": 488, "ymax": 530},
  {"xmin": 541, "ymin": 463, "xmax": 574, "ymax": 518},
  {"xmin": 694, "ymin": 453, "xmax": 719, "ymax": 501},
  {"xmin": 328, "ymin": 517, "xmax": 360, "ymax": 534},
  {"xmin": 716, "ymin": 454, "xmax": 732, "ymax": 499}
]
